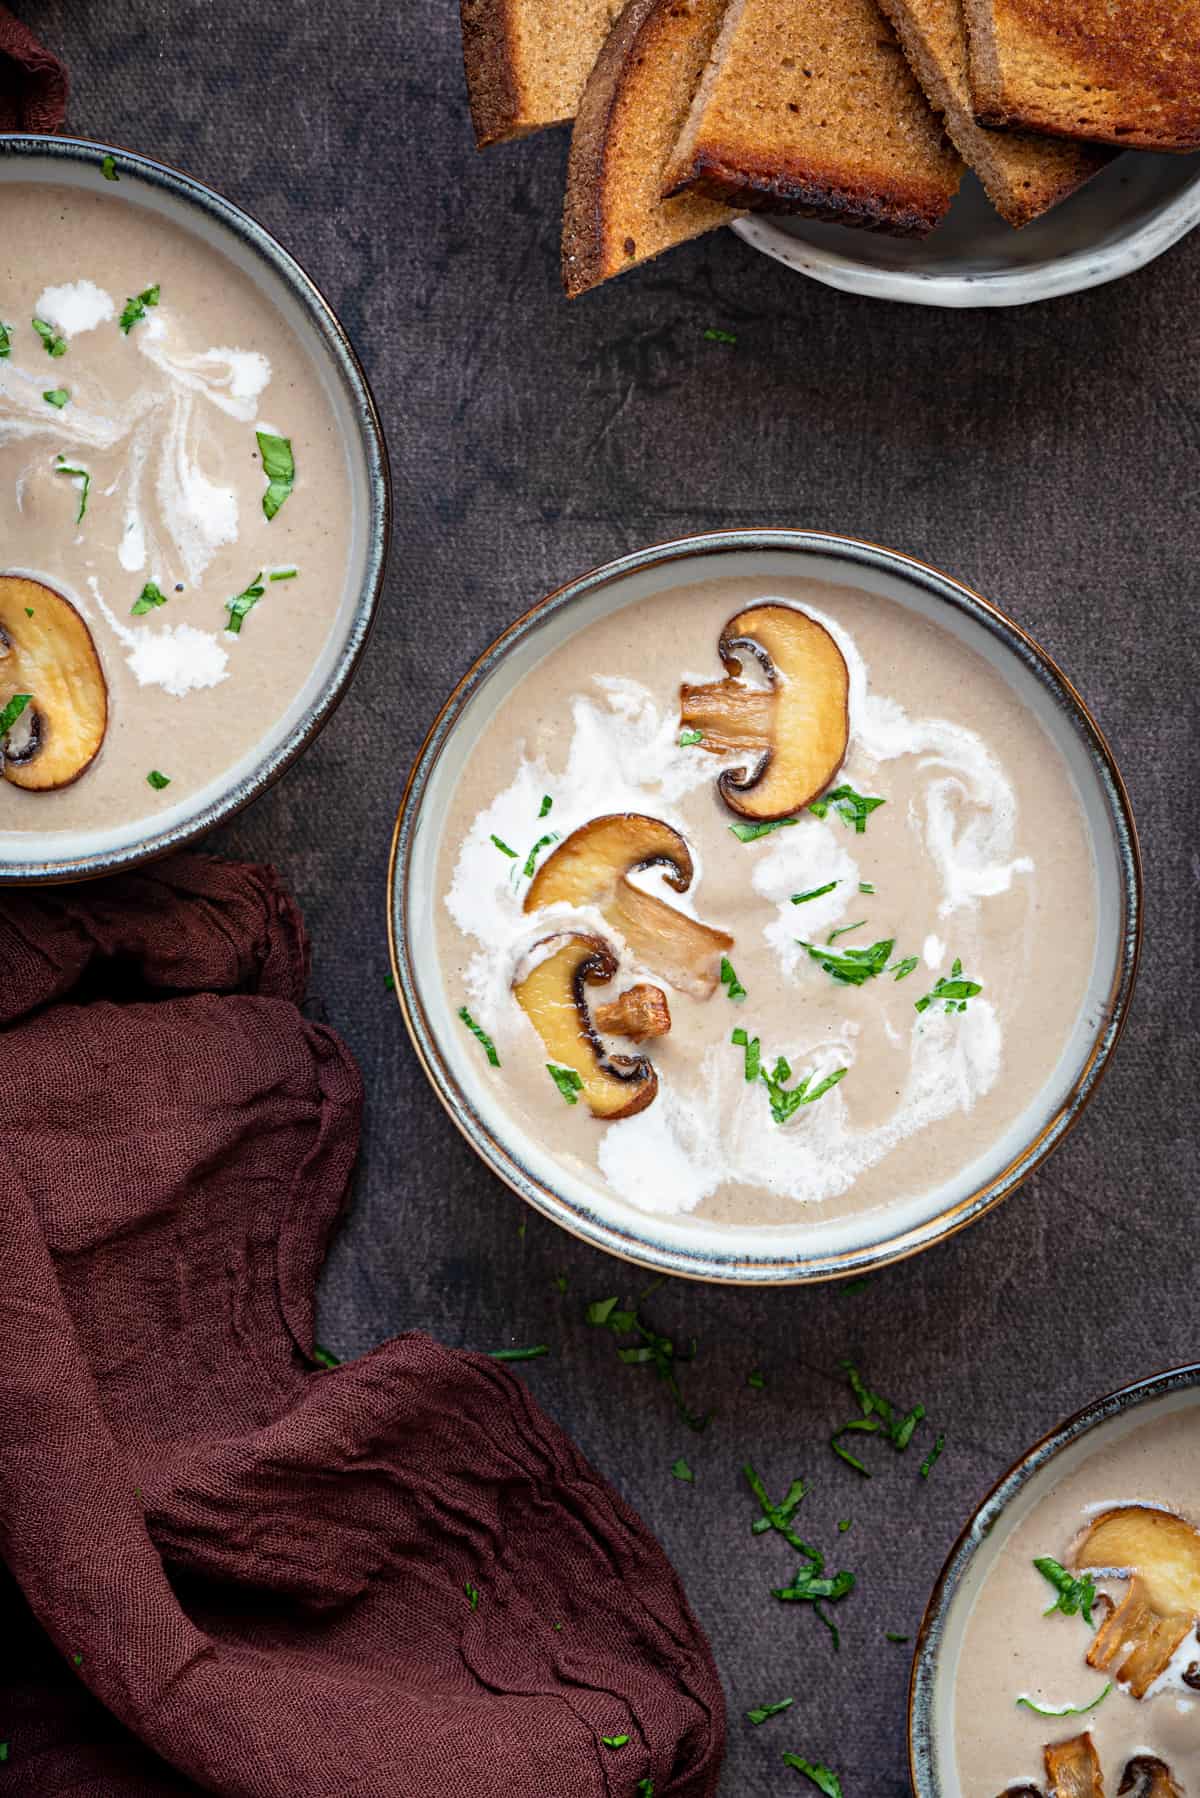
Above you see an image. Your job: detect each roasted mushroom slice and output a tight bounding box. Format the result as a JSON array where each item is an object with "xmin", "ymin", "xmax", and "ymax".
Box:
[
  {"xmin": 1073, "ymin": 1506, "xmax": 1200, "ymax": 1698},
  {"xmin": 594, "ymin": 983, "xmax": 671, "ymax": 1041},
  {"xmin": 524, "ymin": 814, "xmax": 732, "ymax": 999},
  {"xmin": 0, "ymin": 575, "xmax": 107, "ymax": 790},
  {"xmin": 679, "ymin": 602, "xmax": 850, "ymax": 821},
  {"xmin": 1118, "ymin": 1758, "xmax": 1183, "ymax": 1798},
  {"xmin": 513, "ymin": 933, "xmax": 658, "ymax": 1120},
  {"xmin": 1044, "ymin": 1733, "xmax": 1104, "ymax": 1798}
]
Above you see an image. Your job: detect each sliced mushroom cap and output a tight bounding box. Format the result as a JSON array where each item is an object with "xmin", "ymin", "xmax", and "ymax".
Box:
[
  {"xmin": 1073, "ymin": 1505, "xmax": 1200, "ymax": 1698},
  {"xmin": 594, "ymin": 983, "xmax": 671, "ymax": 1041},
  {"xmin": 513, "ymin": 932, "xmax": 658, "ymax": 1120},
  {"xmin": 679, "ymin": 603, "xmax": 849, "ymax": 821},
  {"xmin": 524, "ymin": 813, "xmax": 732, "ymax": 999},
  {"xmin": 0, "ymin": 575, "xmax": 107, "ymax": 791},
  {"xmin": 1044, "ymin": 1733, "xmax": 1104, "ymax": 1798},
  {"xmin": 1118, "ymin": 1757, "xmax": 1183, "ymax": 1798}
]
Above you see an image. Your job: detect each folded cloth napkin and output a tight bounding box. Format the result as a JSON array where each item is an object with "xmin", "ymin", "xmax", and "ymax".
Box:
[
  {"xmin": 0, "ymin": 4, "xmax": 67, "ymax": 131},
  {"xmin": 0, "ymin": 857, "xmax": 724, "ymax": 1797}
]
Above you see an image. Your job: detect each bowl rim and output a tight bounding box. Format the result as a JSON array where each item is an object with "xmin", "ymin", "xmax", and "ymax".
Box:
[
  {"xmin": 0, "ymin": 131, "xmax": 392, "ymax": 883},
  {"xmin": 908, "ymin": 1360, "xmax": 1200, "ymax": 1793},
  {"xmin": 387, "ymin": 527, "xmax": 1142, "ymax": 1284},
  {"xmin": 732, "ymin": 156, "xmax": 1200, "ymax": 309}
]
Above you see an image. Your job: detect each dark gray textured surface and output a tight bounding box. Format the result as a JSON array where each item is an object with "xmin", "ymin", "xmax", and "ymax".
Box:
[{"xmin": 23, "ymin": 0, "xmax": 1200, "ymax": 1788}]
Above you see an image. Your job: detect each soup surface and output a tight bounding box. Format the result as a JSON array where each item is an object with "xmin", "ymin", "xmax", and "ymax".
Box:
[
  {"xmin": 0, "ymin": 179, "xmax": 352, "ymax": 849},
  {"xmin": 435, "ymin": 573, "xmax": 1100, "ymax": 1230}
]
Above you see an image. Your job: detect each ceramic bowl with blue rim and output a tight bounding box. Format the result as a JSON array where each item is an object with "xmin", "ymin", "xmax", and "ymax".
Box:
[{"xmin": 388, "ymin": 530, "xmax": 1140, "ymax": 1283}]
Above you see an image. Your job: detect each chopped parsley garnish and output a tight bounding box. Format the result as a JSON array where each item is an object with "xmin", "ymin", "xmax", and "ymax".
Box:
[
  {"xmin": 101, "ymin": 154, "xmax": 119, "ymax": 180},
  {"xmin": 772, "ymin": 1549, "xmax": 856, "ymax": 1648},
  {"xmin": 671, "ymin": 1457, "xmax": 694, "ymax": 1483},
  {"xmin": 538, "ymin": 794, "xmax": 553, "ymax": 817},
  {"xmin": 747, "ymin": 1368, "xmax": 766, "ymax": 1390},
  {"xmin": 0, "ymin": 694, "xmax": 32, "ymax": 740},
  {"xmin": 0, "ymin": 1742, "xmax": 7, "ymax": 1762},
  {"xmin": 547, "ymin": 1063, "xmax": 583, "ymax": 1105},
  {"xmin": 1034, "ymin": 1557, "xmax": 1097, "ymax": 1626},
  {"xmin": 889, "ymin": 956, "xmax": 920, "ymax": 981},
  {"xmin": 522, "ymin": 833, "xmax": 556, "ymax": 878},
  {"xmin": 761, "ymin": 1054, "xmax": 847, "ymax": 1124},
  {"xmin": 731, "ymin": 817, "xmax": 798, "ymax": 842},
  {"xmin": 837, "ymin": 1520, "xmax": 851, "ymax": 1533},
  {"xmin": 919, "ymin": 1433, "xmax": 945, "ymax": 1480},
  {"xmin": 826, "ymin": 919, "xmax": 865, "ymax": 945},
  {"xmin": 586, "ymin": 1294, "xmax": 710, "ymax": 1432},
  {"xmin": 72, "ymin": 1653, "xmax": 83, "ymax": 1667},
  {"xmin": 638, "ymin": 1783, "xmax": 654, "ymax": 1798},
  {"xmin": 601, "ymin": 1735, "xmax": 630, "ymax": 1749},
  {"xmin": 384, "ymin": 972, "xmax": 395, "ymax": 991},
  {"xmin": 0, "ymin": 322, "xmax": 10, "ymax": 358},
  {"xmin": 42, "ymin": 387, "xmax": 69, "ymax": 408},
  {"xmin": 1016, "ymin": 1682, "xmax": 1111, "ymax": 1719},
  {"xmin": 842, "ymin": 1277, "xmax": 871, "ymax": 1296},
  {"xmin": 719, "ymin": 956, "xmax": 746, "ymax": 1001},
  {"xmin": 731, "ymin": 1026, "xmax": 761, "ymax": 1083},
  {"xmin": 269, "ymin": 567, "xmax": 298, "ymax": 581},
  {"xmin": 118, "ymin": 284, "xmax": 160, "ymax": 334},
  {"xmin": 801, "ymin": 936, "xmax": 894, "ymax": 986},
  {"xmin": 54, "ymin": 456, "xmax": 90, "ymax": 521},
  {"xmin": 256, "ymin": 429, "xmax": 295, "ymax": 519},
  {"xmin": 792, "ymin": 880, "xmax": 838, "ymax": 905},
  {"xmin": 783, "ymin": 1755, "xmax": 843, "ymax": 1797},
  {"xmin": 465, "ymin": 1581, "xmax": 479, "ymax": 1610},
  {"xmin": 809, "ymin": 784, "xmax": 886, "ymax": 833},
  {"xmin": 886, "ymin": 1631, "xmax": 909, "ymax": 1644},
  {"xmin": 225, "ymin": 571, "xmax": 266, "ymax": 635},
  {"xmin": 146, "ymin": 770, "xmax": 171, "ymax": 790},
  {"xmin": 490, "ymin": 834, "xmax": 517, "ymax": 858},
  {"xmin": 312, "ymin": 1344, "xmax": 340, "ymax": 1369},
  {"xmin": 704, "ymin": 327, "xmax": 737, "ymax": 345},
  {"xmin": 553, "ymin": 1272, "xmax": 568, "ymax": 1294},
  {"xmin": 33, "ymin": 317, "xmax": 67, "ymax": 357},
  {"xmin": 679, "ymin": 728, "xmax": 704, "ymax": 746},
  {"xmin": 744, "ymin": 1464, "xmax": 812, "ymax": 1551},
  {"xmin": 747, "ymin": 1698, "xmax": 793, "ymax": 1725},
  {"xmin": 489, "ymin": 1344, "xmax": 550, "ymax": 1361},
  {"xmin": 132, "ymin": 581, "xmax": 168, "ymax": 615},
  {"xmin": 858, "ymin": 882, "xmax": 875, "ymax": 894},
  {"xmin": 458, "ymin": 1005, "xmax": 500, "ymax": 1067},
  {"xmin": 831, "ymin": 1359, "xmax": 932, "ymax": 1476},
  {"xmin": 915, "ymin": 958, "xmax": 982, "ymax": 1015}
]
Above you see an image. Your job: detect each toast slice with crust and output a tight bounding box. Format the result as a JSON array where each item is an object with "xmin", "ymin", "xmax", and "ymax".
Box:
[
  {"xmin": 662, "ymin": 0, "xmax": 965, "ymax": 236},
  {"xmin": 461, "ymin": 0, "xmax": 623, "ymax": 145},
  {"xmin": 562, "ymin": 0, "xmax": 739, "ymax": 297},
  {"xmin": 962, "ymin": 0, "xmax": 1200, "ymax": 153},
  {"xmin": 877, "ymin": 0, "xmax": 1110, "ymax": 226}
]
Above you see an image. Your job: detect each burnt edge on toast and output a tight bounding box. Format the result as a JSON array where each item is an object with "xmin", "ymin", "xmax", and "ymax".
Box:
[
  {"xmin": 461, "ymin": 0, "xmax": 538, "ymax": 148},
  {"xmin": 677, "ymin": 148, "xmax": 954, "ymax": 236},
  {"xmin": 562, "ymin": 0, "xmax": 655, "ymax": 294}
]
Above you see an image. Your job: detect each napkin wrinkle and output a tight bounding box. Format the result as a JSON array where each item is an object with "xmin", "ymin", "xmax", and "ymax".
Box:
[
  {"xmin": 0, "ymin": 3, "xmax": 67, "ymax": 131},
  {"xmin": 0, "ymin": 859, "xmax": 724, "ymax": 1797}
]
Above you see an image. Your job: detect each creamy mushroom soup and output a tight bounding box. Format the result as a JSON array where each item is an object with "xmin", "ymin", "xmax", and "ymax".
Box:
[
  {"xmin": 953, "ymin": 1407, "xmax": 1200, "ymax": 1795},
  {"xmin": 0, "ymin": 180, "xmax": 352, "ymax": 843},
  {"xmin": 435, "ymin": 573, "xmax": 1099, "ymax": 1230}
]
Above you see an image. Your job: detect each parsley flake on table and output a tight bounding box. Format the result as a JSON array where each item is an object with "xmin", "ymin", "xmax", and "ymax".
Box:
[
  {"xmin": 783, "ymin": 1754, "xmax": 843, "ymax": 1797},
  {"xmin": 601, "ymin": 1735, "xmax": 630, "ymax": 1749},
  {"xmin": 743, "ymin": 1463, "xmax": 812, "ymax": 1551},
  {"xmin": 704, "ymin": 327, "xmax": 737, "ymax": 345},
  {"xmin": 256, "ymin": 429, "xmax": 295, "ymax": 519},
  {"xmin": 746, "ymin": 1697, "xmax": 793, "ymax": 1725},
  {"xmin": 1034, "ymin": 1557, "xmax": 1097, "ymax": 1625},
  {"xmin": 225, "ymin": 571, "xmax": 265, "ymax": 635},
  {"xmin": 132, "ymin": 581, "xmax": 168, "ymax": 615},
  {"xmin": 830, "ymin": 1359, "xmax": 933, "ymax": 1476},
  {"xmin": 586, "ymin": 1294, "xmax": 710, "ymax": 1432},
  {"xmin": 119, "ymin": 284, "xmax": 160, "ymax": 334},
  {"xmin": 671, "ymin": 1457, "xmax": 694, "ymax": 1483},
  {"xmin": 33, "ymin": 316, "xmax": 67, "ymax": 357},
  {"xmin": 489, "ymin": 1344, "xmax": 550, "ymax": 1362},
  {"xmin": 458, "ymin": 1005, "xmax": 500, "ymax": 1066},
  {"xmin": 312, "ymin": 1344, "xmax": 340, "ymax": 1369},
  {"xmin": 919, "ymin": 1433, "xmax": 945, "ymax": 1480},
  {"xmin": 546, "ymin": 1063, "xmax": 583, "ymax": 1105},
  {"xmin": 465, "ymin": 1581, "xmax": 479, "ymax": 1610},
  {"xmin": 915, "ymin": 957, "xmax": 982, "ymax": 1015},
  {"xmin": 747, "ymin": 1368, "xmax": 766, "ymax": 1390},
  {"xmin": 809, "ymin": 783, "xmax": 885, "ymax": 833},
  {"xmin": 886, "ymin": 1631, "xmax": 909, "ymax": 1643},
  {"xmin": 637, "ymin": 1783, "xmax": 654, "ymax": 1798}
]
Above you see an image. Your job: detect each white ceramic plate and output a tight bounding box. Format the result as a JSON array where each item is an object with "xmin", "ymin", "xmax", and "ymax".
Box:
[{"xmin": 735, "ymin": 154, "xmax": 1200, "ymax": 307}]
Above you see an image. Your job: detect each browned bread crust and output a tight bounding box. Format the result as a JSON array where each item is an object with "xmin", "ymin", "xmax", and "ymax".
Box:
[
  {"xmin": 962, "ymin": 0, "xmax": 1200, "ymax": 152},
  {"xmin": 563, "ymin": 0, "xmax": 736, "ymax": 296},
  {"xmin": 878, "ymin": 0, "xmax": 1110, "ymax": 226},
  {"xmin": 663, "ymin": 0, "xmax": 964, "ymax": 237},
  {"xmin": 461, "ymin": 0, "xmax": 623, "ymax": 147}
]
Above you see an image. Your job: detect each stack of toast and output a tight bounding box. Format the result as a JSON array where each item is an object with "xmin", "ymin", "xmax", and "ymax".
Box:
[{"xmin": 461, "ymin": 0, "xmax": 1200, "ymax": 296}]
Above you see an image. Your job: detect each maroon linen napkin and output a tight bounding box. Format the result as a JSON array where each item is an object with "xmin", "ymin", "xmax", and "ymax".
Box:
[
  {"xmin": 0, "ymin": 857, "xmax": 724, "ymax": 1796},
  {"xmin": 0, "ymin": 4, "xmax": 67, "ymax": 131}
]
